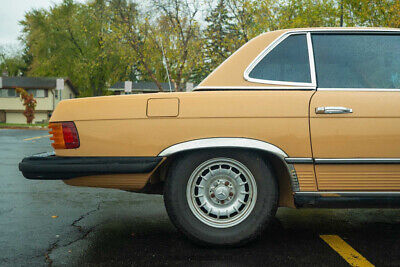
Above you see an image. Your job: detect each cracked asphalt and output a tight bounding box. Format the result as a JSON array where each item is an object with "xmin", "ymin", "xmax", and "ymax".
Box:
[{"xmin": 1, "ymin": 128, "xmax": 400, "ymax": 266}]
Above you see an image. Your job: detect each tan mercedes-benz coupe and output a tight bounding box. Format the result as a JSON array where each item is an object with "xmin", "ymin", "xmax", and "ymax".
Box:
[{"xmin": 20, "ymin": 28, "xmax": 400, "ymax": 246}]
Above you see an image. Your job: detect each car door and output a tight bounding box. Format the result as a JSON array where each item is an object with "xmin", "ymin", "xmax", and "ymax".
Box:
[{"xmin": 309, "ymin": 32, "xmax": 400, "ymax": 191}]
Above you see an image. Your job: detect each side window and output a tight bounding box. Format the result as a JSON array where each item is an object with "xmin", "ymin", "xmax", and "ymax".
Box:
[
  {"xmin": 248, "ymin": 34, "xmax": 311, "ymax": 83},
  {"xmin": 7, "ymin": 89, "xmax": 17, "ymax": 97},
  {"xmin": 312, "ymin": 34, "xmax": 400, "ymax": 88},
  {"xmin": 35, "ymin": 89, "xmax": 46, "ymax": 98}
]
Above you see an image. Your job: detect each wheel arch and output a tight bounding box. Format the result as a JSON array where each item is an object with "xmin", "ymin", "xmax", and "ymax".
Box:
[
  {"xmin": 158, "ymin": 138, "xmax": 288, "ymax": 158},
  {"xmin": 146, "ymin": 138, "xmax": 297, "ymax": 208}
]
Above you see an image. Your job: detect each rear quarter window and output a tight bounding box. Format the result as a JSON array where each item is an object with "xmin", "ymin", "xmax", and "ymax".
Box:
[{"xmin": 248, "ymin": 34, "xmax": 311, "ymax": 83}]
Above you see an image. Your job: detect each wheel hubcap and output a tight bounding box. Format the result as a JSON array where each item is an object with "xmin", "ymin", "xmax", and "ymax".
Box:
[
  {"xmin": 215, "ymin": 186, "xmax": 229, "ymax": 201},
  {"xmin": 186, "ymin": 158, "xmax": 257, "ymax": 228}
]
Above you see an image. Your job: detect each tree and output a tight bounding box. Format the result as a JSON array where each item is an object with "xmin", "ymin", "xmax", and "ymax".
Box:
[
  {"xmin": 200, "ymin": 0, "xmax": 236, "ymax": 78},
  {"xmin": 16, "ymin": 88, "xmax": 37, "ymax": 124},
  {"xmin": 20, "ymin": 0, "xmax": 128, "ymax": 96},
  {"xmin": 225, "ymin": 0, "xmax": 257, "ymax": 43},
  {"xmin": 152, "ymin": 0, "xmax": 203, "ymax": 91},
  {"xmin": 109, "ymin": 0, "xmax": 203, "ymax": 91},
  {"xmin": 343, "ymin": 0, "xmax": 400, "ymax": 27},
  {"xmin": 250, "ymin": 0, "xmax": 339, "ymax": 31},
  {"xmin": 108, "ymin": 0, "xmax": 166, "ymax": 91},
  {"xmin": 0, "ymin": 46, "xmax": 28, "ymax": 76},
  {"xmin": 192, "ymin": 0, "xmax": 258, "ymax": 82},
  {"xmin": 16, "ymin": 0, "xmax": 400, "ymax": 95}
]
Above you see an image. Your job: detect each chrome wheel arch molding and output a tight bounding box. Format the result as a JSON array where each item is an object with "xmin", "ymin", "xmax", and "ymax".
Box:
[
  {"xmin": 158, "ymin": 138, "xmax": 288, "ymax": 159},
  {"xmin": 158, "ymin": 137, "xmax": 301, "ymax": 192}
]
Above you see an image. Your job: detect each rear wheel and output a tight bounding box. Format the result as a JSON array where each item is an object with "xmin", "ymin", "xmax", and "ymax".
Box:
[{"xmin": 164, "ymin": 149, "xmax": 278, "ymax": 246}]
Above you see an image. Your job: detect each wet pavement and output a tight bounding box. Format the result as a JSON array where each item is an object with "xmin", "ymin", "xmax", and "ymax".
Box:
[{"xmin": 1, "ymin": 128, "xmax": 400, "ymax": 266}]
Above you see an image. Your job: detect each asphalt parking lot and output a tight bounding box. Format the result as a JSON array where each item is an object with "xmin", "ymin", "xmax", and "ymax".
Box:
[{"xmin": 1, "ymin": 128, "xmax": 400, "ymax": 266}]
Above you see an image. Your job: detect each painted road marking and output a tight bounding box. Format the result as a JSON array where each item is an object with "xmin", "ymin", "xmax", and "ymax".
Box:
[
  {"xmin": 23, "ymin": 135, "xmax": 51, "ymax": 141},
  {"xmin": 320, "ymin": 235, "xmax": 374, "ymax": 267}
]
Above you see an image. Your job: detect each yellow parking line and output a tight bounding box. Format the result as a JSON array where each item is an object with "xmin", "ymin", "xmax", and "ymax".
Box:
[
  {"xmin": 320, "ymin": 235, "xmax": 374, "ymax": 267},
  {"xmin": 23, "ymin": 135, "xmax": 51, "ymax": 141}
]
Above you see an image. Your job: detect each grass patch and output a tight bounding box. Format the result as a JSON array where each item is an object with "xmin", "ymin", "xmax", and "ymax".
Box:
[{"xmin": 0, "ymin": 122, "xmax": 48, "ymax": 128}]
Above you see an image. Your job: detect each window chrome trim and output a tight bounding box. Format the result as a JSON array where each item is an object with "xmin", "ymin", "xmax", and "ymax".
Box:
[
  {"xmin": 306, "ymin": 32, "xmax": 317, "ymax": 86},
  {"xmin": 315, "ymin": 158, "xmax": 400, "ymax": 164},
  {"xmin": 244, "ymin": 31, "xmax": 316, "ymax": 87},
  {"xmin": 302, "ymin": 28, "xmax": 400, "ymax": 33},
  {"xmin": 317, "ymin": 88, "xmax": 400, "ymax": 92},
  {"xmin": 295, "ymin": 191, "xmax": 400, "ymax": 196},
  {"xmin": 195, "ymin": 86, "xmax": 316, "ymax": 90}
]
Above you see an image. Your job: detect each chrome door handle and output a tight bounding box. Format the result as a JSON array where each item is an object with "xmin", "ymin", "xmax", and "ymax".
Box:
[{"xmin": 315, "ymin": 106, "xmax": 353, "ymax": 114}]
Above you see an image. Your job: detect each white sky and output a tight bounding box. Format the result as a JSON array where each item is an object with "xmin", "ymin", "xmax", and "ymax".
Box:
[{"xmin": 0, "ymin": 0, "xmax": 84, "ymax": 47}]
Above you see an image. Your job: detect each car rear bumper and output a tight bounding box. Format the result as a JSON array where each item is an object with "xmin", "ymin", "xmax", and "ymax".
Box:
[{"xmin": 19, "ymin": 152, "xmax": 163, "ymax": 180}]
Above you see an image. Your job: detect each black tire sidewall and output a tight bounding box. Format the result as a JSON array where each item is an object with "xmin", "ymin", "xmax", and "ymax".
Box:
[{"xmin": 164, "ymin": 149, "xmax": 278, "ymax": 246}]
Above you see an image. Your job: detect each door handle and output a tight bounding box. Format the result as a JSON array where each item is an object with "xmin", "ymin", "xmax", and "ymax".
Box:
[{"xmin": 315, "ymin": 106, "xmax": 353, "ymax": 114}]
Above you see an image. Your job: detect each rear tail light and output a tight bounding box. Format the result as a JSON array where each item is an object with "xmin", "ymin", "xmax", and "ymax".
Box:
[{"xmin": 49, "ymin": 122, "xmax": 80, "ymax": 149}]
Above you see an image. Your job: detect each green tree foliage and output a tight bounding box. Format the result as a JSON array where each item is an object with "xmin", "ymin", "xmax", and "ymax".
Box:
[
  {"xmin": 152, "ymin": 0, "xmax": 203, "ymax": 91},
  {"xmin": 343, "ymin": 0, "xmax": 400, "ymax": 27},
  {"xmin": 17, "ymin": 0, "xmax": 400, "ymax": 96},
  {"xmin": 0, "ymin": 46, "xmax": 28, "ymax": 76},
  {"xmin": 107, "ymin": 0, "xmax": 163, "ymax": 89},
  {"xmin": 272, "ymin": 0, "xmax": 339, "ymax": 28},
  {"xmin": 194, "ymin": 0, "xmax": 236, "ymax": 81},
  {"xmin": 20, "ymin": 0, "xmax": 128, "ymax": 96}
]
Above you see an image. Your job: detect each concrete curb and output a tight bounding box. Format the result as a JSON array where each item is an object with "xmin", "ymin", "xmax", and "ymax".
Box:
[{"xmin": 0, "ymin": 126, "xmax": 49, "ymax": 130}]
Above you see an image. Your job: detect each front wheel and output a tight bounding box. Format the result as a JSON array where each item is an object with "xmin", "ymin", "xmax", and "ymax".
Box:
[{"xmin": 164, "ymin": 149, "xmax": 278, "ymax": 246}]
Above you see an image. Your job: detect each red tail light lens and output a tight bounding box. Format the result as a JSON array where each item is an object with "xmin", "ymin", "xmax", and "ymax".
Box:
[{"xmin": 49, "ymin": 122, "xmax": 80, "ymax": 149}]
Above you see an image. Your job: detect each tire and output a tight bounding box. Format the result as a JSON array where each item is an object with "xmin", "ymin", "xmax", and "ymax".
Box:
[{"xmin": 164, "ymin": 149, "xmax": 278, "ymax": 246}]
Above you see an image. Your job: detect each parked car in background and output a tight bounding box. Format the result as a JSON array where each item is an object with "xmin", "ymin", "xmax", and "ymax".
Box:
[{"xmin": 20, "ymin": 27, "xmax": 400, "ymax": 246}]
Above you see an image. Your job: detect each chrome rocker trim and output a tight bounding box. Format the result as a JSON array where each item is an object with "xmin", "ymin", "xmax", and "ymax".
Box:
[
  {"xmin": 296, "ymin": 191, "xmax": 400, "ymax": 196},
  {"xmin": 285, "ymin": 158, "xmax": 313, "ymax": 164},
  {"xmin": 284, "ymin": 158, "xmax": 400, "ymax": 164},
  {"xmin": 315, "ymin": 158, "xmax": 400, "ymax": 164}
]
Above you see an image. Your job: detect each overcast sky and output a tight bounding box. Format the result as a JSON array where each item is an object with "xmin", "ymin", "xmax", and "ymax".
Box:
[{"xmin": 0, "ymin": 0, "xmax": 84, "ymax": 47}]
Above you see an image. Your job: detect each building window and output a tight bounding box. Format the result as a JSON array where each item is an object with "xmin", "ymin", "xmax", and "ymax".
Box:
[
  {"xmin": 26, "ymin": 89, "xmax": 48, "ymax": 98},
  {"xmin": 8, "ymin": 89, "xmax": 17, "ymax": 97},
  {"xmin": 0, "ymin": 89, "xmax": 19, "ymax": 97}
]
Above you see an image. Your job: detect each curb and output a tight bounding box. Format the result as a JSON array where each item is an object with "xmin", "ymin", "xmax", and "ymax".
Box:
[{"xmin": 0, "ymin": 126, "xmax": 49, "ymax": 130}]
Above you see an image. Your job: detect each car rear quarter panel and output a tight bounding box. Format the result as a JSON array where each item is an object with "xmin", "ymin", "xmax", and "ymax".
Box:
[{"xmin": 50, "ymin": 91, "xmax": 314, "ymax": 158}]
